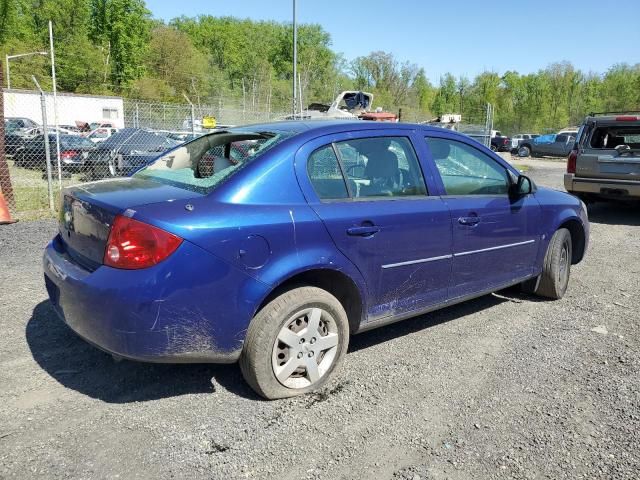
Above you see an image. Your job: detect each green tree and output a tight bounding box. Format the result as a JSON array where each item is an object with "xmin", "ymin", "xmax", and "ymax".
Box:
[{"xmin": 90, "ymin": 0, "xmax": 151, "ymax": 87}]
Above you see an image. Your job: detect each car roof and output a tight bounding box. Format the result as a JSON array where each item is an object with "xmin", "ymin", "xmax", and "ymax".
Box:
[
  {"xmin": 231, "ymin": 119, "xmax": 452, "ymax": 137},
  {"xmin": 585, "ymin": 115, "xmax": 640, "ymax": 124}
]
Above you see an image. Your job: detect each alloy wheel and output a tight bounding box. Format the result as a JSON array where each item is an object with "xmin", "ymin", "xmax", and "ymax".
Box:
[{"xmin": 271, "ymin": 307, "xmax": 339, "ymax": 389}]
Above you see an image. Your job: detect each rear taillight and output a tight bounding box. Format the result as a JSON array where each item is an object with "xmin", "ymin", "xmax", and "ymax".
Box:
[
  {"xmin": 104, "ymin": 215, "xmax": 182, "ymax": 269},
  {"xmin": 567, "ymin": 150, "xmax": 577, "ymax": 174},
  {"xmin": 60, "ymin": 150, "xmax": 78, "ymax": 159},
  {"xmin": 615, "ymin": 116, "xmax": 638, "ymax": 122}
]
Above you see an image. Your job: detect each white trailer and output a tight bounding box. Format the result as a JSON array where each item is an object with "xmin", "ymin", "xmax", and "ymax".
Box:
[{"xmin": 3, "ymin": 89, "xmax": 125, "ymax": 129}]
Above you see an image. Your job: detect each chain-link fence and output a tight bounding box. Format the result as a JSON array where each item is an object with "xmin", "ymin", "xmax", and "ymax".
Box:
[
  {"xmin": 420, "ymin": 103, "xmax": 494, "ymax": 148},
  {"xmin": 1, "ymin": 83, "xmax": 495, "ymax": 220},
  {"xmin": 1, "ymin": 86, "xmax": 292, "ymax": 219}
]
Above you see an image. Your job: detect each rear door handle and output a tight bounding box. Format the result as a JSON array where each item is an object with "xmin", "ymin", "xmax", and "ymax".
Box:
[
  {"xmin": 458, "ymin": 216, "xmax": 480, "ymax": 226},
  {"xmin": 347, "ymin": 226, "xmax": 380, "ymax": 237}
]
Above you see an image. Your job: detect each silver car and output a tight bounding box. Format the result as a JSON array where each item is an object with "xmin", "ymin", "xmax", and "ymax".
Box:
[{"xmin": 565, "ymin": 113, "xmax": 640, "ymax": 202}]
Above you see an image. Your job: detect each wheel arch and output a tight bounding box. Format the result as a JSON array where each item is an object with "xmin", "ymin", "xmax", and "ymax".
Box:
[
  {"xmin": 254, "ymin": 267, "xmax": 366, "ymax": 335},
  {"xmin": 559, "ymin": 218, "xmax": 586, "ymax": 264}
]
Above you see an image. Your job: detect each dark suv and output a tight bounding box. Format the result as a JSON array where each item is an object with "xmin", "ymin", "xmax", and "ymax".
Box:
[{"xmin": 565, "ymin": 113, "xmax": 640, "ymax": 202}]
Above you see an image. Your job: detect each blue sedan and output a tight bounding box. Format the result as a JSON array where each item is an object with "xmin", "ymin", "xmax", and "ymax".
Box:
[{"xmin": 43, "ymin": 121, "xmax": 589, "ymax": 399}]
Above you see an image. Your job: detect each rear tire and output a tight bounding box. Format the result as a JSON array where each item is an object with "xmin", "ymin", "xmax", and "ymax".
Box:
[
  {"xmin": 518, "ymin": 145, "xmax": 531, "ymax": 157},
  {"xmin": 522, "ymin": 228, "xmax": 572, "ymax": 299},
  {"xmin": 240, "ymin": 286, "xmax": 350, "ymax": 400}
]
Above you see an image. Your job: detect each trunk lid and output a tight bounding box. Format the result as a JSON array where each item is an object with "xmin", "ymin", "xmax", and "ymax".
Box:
[
  {"xmin": 578, "ymin": 121, "xmax": 640, "ymax": 180},
  {"xmin": 59, "ymin": 177, "xmax": 202, "ymax": 269}
]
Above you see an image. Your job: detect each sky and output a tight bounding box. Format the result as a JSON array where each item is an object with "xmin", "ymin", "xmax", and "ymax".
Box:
[{"xmin": 146, "ymin": 0, "xmax": 640, "ymax": 83}]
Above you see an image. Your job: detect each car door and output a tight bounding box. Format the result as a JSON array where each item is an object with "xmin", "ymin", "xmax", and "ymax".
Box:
[
  {"xmin": 296, "ymin": 129, "xmax": 453, "ymax": 323},
  {"xmin": 549, "ymin": 134, "xmax": 569, "ymax": 156},
  {"xmin": 534, "ymin": 134, "xmax": 554, "ymax": 155},
  {"xmin": 424, "ymin": 133, "xmax": 542, "ymax": 299}
]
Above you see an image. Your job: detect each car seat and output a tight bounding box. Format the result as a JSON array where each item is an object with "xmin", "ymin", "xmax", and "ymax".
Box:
[{"xmin": 360, "ymin": 142, "xmax": 402, "ymax": 196}]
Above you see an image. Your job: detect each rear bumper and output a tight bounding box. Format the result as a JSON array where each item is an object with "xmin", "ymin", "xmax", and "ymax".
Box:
[
  {"xmin": 564, "ymin": 174, "xmax": 640, "ymax": 199},
  {"xmin": 43, "ymin": 234, "xmax": 270, "ymax": 363}
]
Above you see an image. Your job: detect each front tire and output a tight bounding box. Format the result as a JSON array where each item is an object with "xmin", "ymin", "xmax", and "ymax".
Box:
[
  {"xmin": 522, "ymin": 228, "xmax": 572, "ymax": 299},
  {"xmin": 240, "ymin": 286, "xmax": 350, "ymax": 399}
]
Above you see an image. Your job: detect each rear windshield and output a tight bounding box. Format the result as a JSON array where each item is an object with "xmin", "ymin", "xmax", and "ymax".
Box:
[
  {"xmin": 60, "ymin": 136, "xmax": 95, "ymax": 148},
  {"xmin": 589, "ymin": 126, "xmax": 640, "ymax": 149},
  {"xmin": 134, "ymin": 129, "xmax": 290, "ymax": 193}
]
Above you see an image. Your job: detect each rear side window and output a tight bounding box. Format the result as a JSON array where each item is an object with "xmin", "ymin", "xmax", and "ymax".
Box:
[
  {"xmin": 335, "ymin": 137, "xmax": 427, "ymax": 198},
  {"xmin": 589, "ymin": 126, "xmax": 640, "ymax": 148},
  {"xmin": 307, "ymin": 146, "xmax": 349, "ymax": 200},
  {"xmin": 306, "ymin": 136, "xmax": 428, "ymax": 201}
]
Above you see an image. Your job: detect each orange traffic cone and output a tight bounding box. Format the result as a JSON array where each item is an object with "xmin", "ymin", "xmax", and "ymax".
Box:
[{"xmin": 0, "ymin": 192, "xmax": 18, "ymax": 225}]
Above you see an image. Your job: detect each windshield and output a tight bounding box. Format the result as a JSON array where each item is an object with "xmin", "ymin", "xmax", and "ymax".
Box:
[{"xmin": 134, "ymin": 130, "xmax": 290, "ymax": 193}]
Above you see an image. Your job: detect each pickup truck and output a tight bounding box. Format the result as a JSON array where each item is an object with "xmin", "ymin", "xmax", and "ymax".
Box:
[
  {"xmin": 490, "ymin": 132, "xmax": 511, "ymax": 152},
  {"xmin": 510, "ymin": 133, "xmax": 539, "ymax": 152},
  {"xmin": 565, "ymin": 113, "xmax": 640, "ymax": 203},
  {"xmin": 517, "ymin": 133, "xmax": 575, "ymax": 158}
]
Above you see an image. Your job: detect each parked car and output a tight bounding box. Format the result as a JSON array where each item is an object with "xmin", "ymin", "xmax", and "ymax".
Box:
[
  {"xmin": 14, "ymin": 134, "xmax": 96, "ymax": 172},
  {"xmin": 84, "ymin": 128, "xmax": 179, "ymax": 179},
  {"xmin": 85, "ymin": 127, "xmax": 119, "ymax": 143},
  {"xmin": 558, "ymin": 129, "xmax": 579, "ymax": 137},
  {"xmin": 5, "ymin": 118, "xmax": 40, "ymax": 155},
  {"xmin": 4, "ymin": 124, "xmax": 38, "ymax": 156},
  {"xmin": 5, "ymin": 117, "xmax": 39, "ymax": 131},
  {"xmin": 518, "ymin": 133, "xmax": 576, "ymax": 158},
  {"xmin": 491, "ymin": 134, "xmax": 511, "ymax": 152},
  {"xmin": 44, "ymin": 121, "xmax": 589, "ymax": 399},
  {"xmin": 565, "ymin": 112, "xmax": 640, "ymax": 203},
  {"xmin": 510, "ymin": 133, "xmax": 539, "ymax": 152}
]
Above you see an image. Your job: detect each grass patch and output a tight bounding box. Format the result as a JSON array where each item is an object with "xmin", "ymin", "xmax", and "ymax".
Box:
[
  {"xmin": 4, "ymin": 158, "xmax": 82, "ymax": 220},
  {"xmin": 512, "ymin": 164, "xmax": 530, "ymax": 173}
]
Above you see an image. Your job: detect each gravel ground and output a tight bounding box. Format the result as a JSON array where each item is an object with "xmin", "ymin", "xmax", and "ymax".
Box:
[{"xmin": 0, "ymin": 159, "xmax": 638, "ymax": 479}]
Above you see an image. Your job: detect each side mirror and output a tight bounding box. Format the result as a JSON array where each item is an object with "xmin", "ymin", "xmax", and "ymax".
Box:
[{"xmin": 509, "ymin": 174, "xmax": 533, "ymax": 197}]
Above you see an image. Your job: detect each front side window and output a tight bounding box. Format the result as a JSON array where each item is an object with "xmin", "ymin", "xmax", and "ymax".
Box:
[{"xmin": 426, "ymin": 137, "xmax": 510, "ymax": 195}]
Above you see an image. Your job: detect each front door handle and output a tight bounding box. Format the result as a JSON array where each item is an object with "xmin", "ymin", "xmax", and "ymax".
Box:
[
  {"xmin": 458, "ymin": 216, "xmax": 480, "ymax": 226},
  {"xmin": 347, "ymin": 225, "xmax": 380, "ymax": 237}
]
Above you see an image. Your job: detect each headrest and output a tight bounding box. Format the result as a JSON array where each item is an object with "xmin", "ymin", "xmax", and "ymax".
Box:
[
  {"xmin": 429, "ymin": 140, "xmax": 450, "ymax": 159},
  {"xmin": 365, "ymin": 150, "xmax": 398, "ymax": 179}
]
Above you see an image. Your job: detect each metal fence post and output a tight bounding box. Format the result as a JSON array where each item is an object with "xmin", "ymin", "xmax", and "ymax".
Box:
[
  {"xmin": 0, "ymin": 59, "xmax": 16, "ymax": 209},
  {"xmin": 32, "ymin": 76, "xmax": 54, "ymax": 212},
  {"xmin": 182, "ymin": 93, "xmax": 196, "ymax": 137}
]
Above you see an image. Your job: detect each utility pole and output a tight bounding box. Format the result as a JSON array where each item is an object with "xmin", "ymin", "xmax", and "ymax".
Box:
[
  {"xmin": 49, "ymin": 20, "xmax": 62, "ymax": 190},
  {"xmin": 292, "ymin": 0, "xmax": 297, "ymax": 116},
  {"xmin": 32, "ymin": 76, "xmax": 55, "ymax": 212}
]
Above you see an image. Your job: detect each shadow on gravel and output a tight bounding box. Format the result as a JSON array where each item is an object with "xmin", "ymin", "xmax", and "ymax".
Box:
[
  {"xmin": 587, "ymin": 202, "xmax": 640, "ymax": 226},
  {"xmin": 349, "ymin": 292, "xmax": 520, "ymax": 353},
  {"xmin": 28, "ymin": 288, "xmax": 541, "ymax": 402},
  {"xmin": 26, "ymin": 301, "xmax": 261, "ymax": 403}
]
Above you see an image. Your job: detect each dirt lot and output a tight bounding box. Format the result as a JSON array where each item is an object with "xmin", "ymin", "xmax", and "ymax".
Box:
[{"xmin": 0, "ymin": 159, "xmax": 638, "ymax": 479}]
